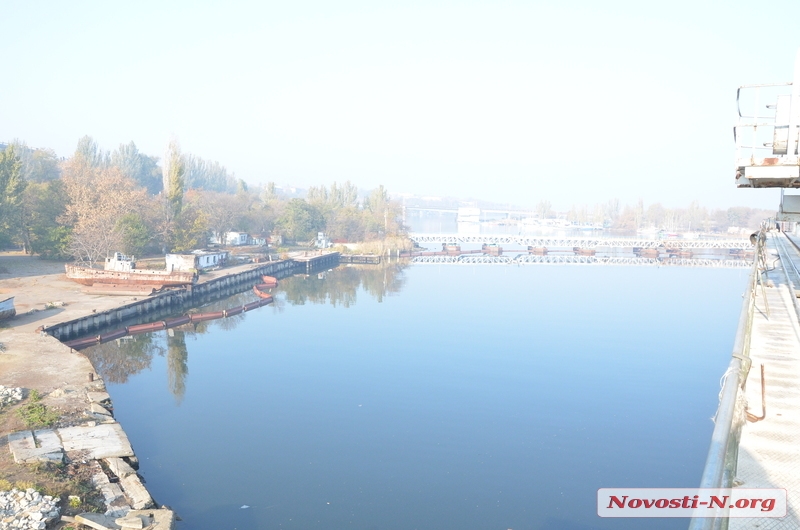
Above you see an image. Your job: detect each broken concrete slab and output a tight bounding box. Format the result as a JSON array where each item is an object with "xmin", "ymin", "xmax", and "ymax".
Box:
[
  {"xmin": 126, "ymin": 455, "xmax": 140, "ymax": 469},
  {"xmin": 7, "ymin": 430, "xmax": 64, "ymax": 463},
  {"xmin": 90, "ymin": 402, "xmax": 112, "ymax": 416},
  {"xmin": 127, "ymin": 509, "xmax": 175, "ymax": 529},
  {"xmin": 34, "ymin": 428, "xmax": 62, "ymax": 451},
  {"xmin": 74, "ymin": 512, "xmax": 122, "ymax": 530},
  {"xmin": 105, "ymin": 456, "xmax": 136, "ymax": 479},
  {"xmin": 58, "ymin": 423, "xmax": 134, "ymax": 459},
  {"xmin": 121, "ymin": 474, "xmax": 154, "ymax": 510},
  {"xmin": 115, "ymin": 514, "xmax": 147, "ymax": 529},
  {"xmin": 91, "ymin": 468, "xmax": 130, "ymax": 509},
  {"xmin": 87, "ymin": 391, "xmax": 111, "ymax": 403}
]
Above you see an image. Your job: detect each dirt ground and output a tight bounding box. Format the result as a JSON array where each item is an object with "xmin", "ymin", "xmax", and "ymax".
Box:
[
  {"xmin": 0, "ymin": 251, "xmax": 276, "ymax": 523},
  {"xmin": 0, "ymin": 252, "xmax": 135, "ymax": 520}
]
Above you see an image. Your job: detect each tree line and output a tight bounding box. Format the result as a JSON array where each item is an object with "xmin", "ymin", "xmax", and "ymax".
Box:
[
  {"xmin": 0, "ymin": 137, "xmax": 405, "ymax": 262},
  {"xmin": 535, "ymin": 199, "xmax": 772, "ymax": 232},
  {"xmin": 82, "ymin": 261, "xmax": 407, "ymax": 399}
]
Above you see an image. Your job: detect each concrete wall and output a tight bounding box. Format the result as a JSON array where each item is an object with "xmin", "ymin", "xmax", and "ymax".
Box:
[
  {"xmin": 45, "ymin": 259, "xmax": 298, "ymax": 341},
  {"xmin": 165, "ymin": 254, "xmax": 197, "ymax": 272}
]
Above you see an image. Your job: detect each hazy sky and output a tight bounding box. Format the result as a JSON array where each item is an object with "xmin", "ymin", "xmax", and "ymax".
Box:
[{"xmin": 1, "ymin": 0, "xmax": 798, "ymax": 210}]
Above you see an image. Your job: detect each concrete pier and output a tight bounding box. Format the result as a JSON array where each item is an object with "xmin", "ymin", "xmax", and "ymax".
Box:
[
  {"xmin": 42, "ymin": 256, "xmax": 312, "ymax": 341},
  {"xmin": 291, "ymin": 251, "xmax": 340, "ymax": 273},
  {"xmin": 729, "ymin": 232, "xmax": 800, "ymax": 529},
  {"xmin": 0, "ymin": 251, "xmax": 339, "ymax": 524}
]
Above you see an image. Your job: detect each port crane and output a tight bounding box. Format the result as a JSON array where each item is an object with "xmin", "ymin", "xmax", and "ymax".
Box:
[{"xmin": 735, "ymin": 50, "xmax": 800, "ymax": 220}]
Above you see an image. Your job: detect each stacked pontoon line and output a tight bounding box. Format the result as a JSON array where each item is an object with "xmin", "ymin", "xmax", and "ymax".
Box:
[
  {"xmin": 42, "ymin": 258, "xmax": 303, "ymax": 342},
  {"xmin": 62, "ymin": 293, "xmax": 274, "ymax": 350}
]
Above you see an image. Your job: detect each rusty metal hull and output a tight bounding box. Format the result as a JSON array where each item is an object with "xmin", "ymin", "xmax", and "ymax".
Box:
[
  {"xmin": 64, "ymin": 335, "xmax": 101, "ymax": 349},
  {"xmin": 253, "ymin": 284, "xmax": 274, "ymax": 299},
  {"xmin": 82, "ymin": 284, "xmax": 160, "ymax": 296},
  {"xmin": 65, "ymin": 264, "xmax": 195, "ymax": 287},
  {"xmin": 261, "ymin": 275, "xmax": 278, "ymax": 287},
  {"xmin": 127, "ymin": 321, "xmax": 167, "ymax": 335},
  {"xmin": 64, "ymin": 294, "xmax": 276, "ymax": 350},
  {"xmin": 99, "ymin": 329, "xmax": 128, "ymax": 342}
]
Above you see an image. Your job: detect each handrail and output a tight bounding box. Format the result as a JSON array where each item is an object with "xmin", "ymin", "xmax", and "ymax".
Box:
[
  {"xmin": 775, "ymin": 232, "xmax": 800, "ymax": 322},
  {"xmin": 687, "ymin": 228, "xmax": 766, "ymax": 530}
]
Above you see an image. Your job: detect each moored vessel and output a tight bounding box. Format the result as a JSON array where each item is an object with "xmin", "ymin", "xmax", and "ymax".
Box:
[
  {"xmin": 65, "ymin": 252, "xmax": 196, "ymax": 287},
  {"xmin": 0, "ymin": 296, "xmax": 15, "ymax": 321}
]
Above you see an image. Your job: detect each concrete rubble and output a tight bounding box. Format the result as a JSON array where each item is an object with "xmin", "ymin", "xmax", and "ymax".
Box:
[
  {"xmin": 0, "ymin": 488, "xmax": 60, "ymax": 530},
  {"xmin": 74, "ymin": 509, "xmax": 174, "ymax": 530},
  {"xmin": 6, "ymin": 418, "xmax": 165, "ymax": 525},
  {"xmin": 0, "ymin": 386, "xmax": 24, "ymax": 408},
  {"xmin": 1, "ymin": 256, "xmax": 181, "ymax": 529}
]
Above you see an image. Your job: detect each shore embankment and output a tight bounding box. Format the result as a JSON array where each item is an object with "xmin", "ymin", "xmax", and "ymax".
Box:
[{"xmin": 0, "ymin": 251, "xmax": 338, "ymax": 526}]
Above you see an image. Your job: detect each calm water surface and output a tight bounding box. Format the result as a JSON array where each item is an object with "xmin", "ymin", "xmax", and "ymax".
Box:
[{"xmin": 85, "ymin": 263, "xmax": 745, "ymax": 530}]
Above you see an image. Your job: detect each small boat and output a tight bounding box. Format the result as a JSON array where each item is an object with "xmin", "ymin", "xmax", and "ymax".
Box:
[
  {"xmin": 261, "ymin": 275, "xmax": 278, "ymax": 287},
  {"xmin": 253, "ymin": 284, "xmax": 274, "ymax": 299},
  {"xmin": 0, "ymin": 297, "xmax": 15, "ymax": 321}
]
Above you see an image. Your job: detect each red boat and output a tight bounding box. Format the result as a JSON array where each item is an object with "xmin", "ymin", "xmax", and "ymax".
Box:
[
  {"xmin": 261, "ymin": 275, "xmax": 278, "ymax": 287},
  {"xmin": 253, "ymin": 284, "xmax": 274, "ymax": 299}
]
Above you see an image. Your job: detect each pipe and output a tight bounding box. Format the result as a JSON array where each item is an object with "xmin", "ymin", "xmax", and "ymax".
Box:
[{"xmin": 688, "ymin": 231, "xmax": 762, "ymax": 530}]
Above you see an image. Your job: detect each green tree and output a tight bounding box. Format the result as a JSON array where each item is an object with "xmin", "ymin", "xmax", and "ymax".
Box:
[
  {"xmin": 74, "ymin": 135, "xmax": 109, "ymax": 168},
  {"xmin": 23, "ymin": 180, "xmax": 71, "ymax": 259},
  {"xmin": 184, "ymin": 154, "xmax": 235, "ymax": 192},
  {"xmin": 117, "ymin": 212, "xmax": 150, "ymax": 257},
  {"xmin": 112, "ymin": 141, "xmax": 162, "ymax": 194},
  {"xmin": 0, "ymin": 145, "xmax": 28, "ymax": 248},
  {"xmin": 6, "ymin": 140, "xmax": 61, "ymax": 182},
  {"xmin": 277, "ymin": 199, "xmax": 325, "ymax": 242},
  {"xmin": 170, "ymin": 190, "xmax": 208, "ymax": 252},
  {"xmin": 163, "ymin": 139, "xmax": 185, "ymax": 219},
  {"xmin": 167, "ymin": 330, "xmax": 189, "ymax": 404}
]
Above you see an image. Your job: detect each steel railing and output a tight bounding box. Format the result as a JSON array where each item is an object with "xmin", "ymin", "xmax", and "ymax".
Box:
[
  {"xmin": 734, "ymin": 82, "xmax": 795, "ymax": 160},
  {"xmin": 687, "ymin": 228, "xmax": 768, "ymax": 530}
]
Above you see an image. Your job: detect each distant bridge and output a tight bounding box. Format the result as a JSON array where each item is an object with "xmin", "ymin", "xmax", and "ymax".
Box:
[
  {"xmin": 410, "ymin": 255, "xmax": 751, "ymax": 268},
  {"xmin": 408, "ymin": 233, "xmax": 754, "ymax": 250},
  {"xmin": 403, "ymin": 207, "xmax": 533, "ymax": 217}
]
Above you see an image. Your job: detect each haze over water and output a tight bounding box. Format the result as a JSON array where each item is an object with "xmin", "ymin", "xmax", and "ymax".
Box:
[{"xmin": 83, "ymin": 261, "xmax": 745, "ymax": 530}]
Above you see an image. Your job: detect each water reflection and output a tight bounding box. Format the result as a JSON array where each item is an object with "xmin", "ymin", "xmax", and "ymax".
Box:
[
  {"xmin": 166, "ymin": 330, "xmax": 189, "ymax": 403},
  {"xmin": 87, "ymin": 263, "xmax": 744, "ymax": 530},
  {"xmin": 86, "ymin": 334, "xmax": 162, "ymax": 384},
  {"xmin": 281, "ymin": 261, "xmax": 407, "ymax": 306},
  {"xmin": 83, "ymin": 261, "xmax": 409, "ymax": 398}
]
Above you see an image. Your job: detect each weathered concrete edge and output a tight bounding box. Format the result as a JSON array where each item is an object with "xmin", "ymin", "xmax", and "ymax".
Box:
[
  {"xmin": 42, "ymin": 259, "xmax": 297, "ymax": 340},
  {"xmin": 19, "ymin": 254, "xmax": 338, "ymax": 520}
]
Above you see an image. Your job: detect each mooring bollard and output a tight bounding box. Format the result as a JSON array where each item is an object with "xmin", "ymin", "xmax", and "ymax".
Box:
[{"xmin": 88, "ymin": 373, "xmax": 94, "ymax": 382}]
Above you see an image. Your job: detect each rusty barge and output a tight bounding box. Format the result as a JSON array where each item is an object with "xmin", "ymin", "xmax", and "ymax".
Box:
[{"xmin": 65, "ymin": 252, "xmax": 196, "ymax": 288}]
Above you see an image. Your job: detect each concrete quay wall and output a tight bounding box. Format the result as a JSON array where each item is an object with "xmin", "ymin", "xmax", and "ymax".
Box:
[{"xmin": 44, "ymin": 259, "xmax": 297, "ymax": 341}]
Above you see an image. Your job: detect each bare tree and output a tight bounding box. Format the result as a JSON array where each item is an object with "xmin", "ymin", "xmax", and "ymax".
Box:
[{"xmin": 61, "ymin": 157, "xmax": 147, "ymax": 264}]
